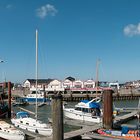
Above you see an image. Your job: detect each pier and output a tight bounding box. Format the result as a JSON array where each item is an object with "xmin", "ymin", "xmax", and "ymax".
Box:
[
  {"xmin": 64, "ymin": 124, "xmax": 101, "ymax": 140},
  {"xmin": 114, "ymin": 110, "xmax": 138, "ymax": 125}
]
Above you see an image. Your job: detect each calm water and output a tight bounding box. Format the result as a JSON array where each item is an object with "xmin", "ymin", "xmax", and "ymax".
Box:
[
  {"xmin": 12, "ymin": 102, "xmax": 80, "ymax": 132},
  {"xmin": 11, "ymin": 99, "xmax": 139, "ymax": 131}
]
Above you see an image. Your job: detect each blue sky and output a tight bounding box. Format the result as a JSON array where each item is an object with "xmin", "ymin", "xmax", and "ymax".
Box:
[{"xmin": 0, "ymin": 0, "xmax": 140, "ymax": 83}]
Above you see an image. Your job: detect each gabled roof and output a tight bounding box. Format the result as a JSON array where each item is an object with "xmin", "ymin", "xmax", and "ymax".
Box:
[
  {"xmin": 65, "ymin": 76, "xmax": 75, "ymax": 81},
  {"xmin": 26, "ymin": 79, "xmax": 54, "ymax": 84}
]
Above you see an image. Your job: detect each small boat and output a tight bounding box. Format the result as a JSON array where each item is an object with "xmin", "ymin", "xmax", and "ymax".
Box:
[
  {"xmin": 0, "ymin": 120, "xmax": 25, "ymax": 140},
  {"xmin": 11, "ymin": 111, "xmax": 52, "ymax": 136},
  {"xmin": 63, "ymin": 97, "xmax": 102, "ymax": 123},
  {"xmin": 97, "ymin": 128, "xmax": 140, "ymax": 139}
]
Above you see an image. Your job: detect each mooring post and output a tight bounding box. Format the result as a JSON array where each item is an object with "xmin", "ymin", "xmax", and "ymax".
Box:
[
  {"xmin": 8, "ymin": 82, "xmax": 11, "ymax": 118},
  {"xmin": 43, "ymin": 85, "xmax": 46, "ymax": 99},
  {"xmin": 52, "ymin": 92, "xmax": 63, "ymax": 140},
  {"xmin": 103, "ymin": 90, "xmax": 113, "ymax": 129}
]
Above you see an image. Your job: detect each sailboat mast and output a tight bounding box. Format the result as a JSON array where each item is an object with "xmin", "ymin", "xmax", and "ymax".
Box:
[
  {"xmin": 35, "ymin": 29, "xmax": 38, "ymax": 120},
  {"xmin": 95, "ymin": 59, "xmax": 100, "ymax": 95}
]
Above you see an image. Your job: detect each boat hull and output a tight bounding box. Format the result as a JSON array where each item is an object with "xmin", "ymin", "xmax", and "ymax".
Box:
[
  {"xmin": 23, "ymin": 98, "xmax": 50, "ymax": 103},
  {"xmin": 0, "ymin": 131, "xmax": 25, "ymax": 140},
  {"xmin": 64, "ymin": 108, "xmax": 102, "ymax": 123},
  {"xmin": 0, "ymin": 120, "xmax": 25, "ymax": 140},
  {"xmin": 11, "ymin": 118, "xmax": 52, "ymax": 136}
]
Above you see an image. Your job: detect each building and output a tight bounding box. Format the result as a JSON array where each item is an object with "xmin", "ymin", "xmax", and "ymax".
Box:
[
  {"xmin": 23, "ymin": 79, "xmax": 64, "ymax": 91},
  {"xmin": 23, "ymin": 79, "xmax": 53, "ymax": 91},
  {"xmin": 83, "ymin": 79, "xmax": 95, "ymax": 88}
]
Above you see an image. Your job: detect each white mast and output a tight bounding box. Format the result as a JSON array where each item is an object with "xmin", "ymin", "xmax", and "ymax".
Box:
[
  {"xmin": 95, "ymin": 59, "xmax": 100, "ymax": 95},
  {"xmin": 35, "ymin": 29, "xmax": 38, "ymax": 120}
]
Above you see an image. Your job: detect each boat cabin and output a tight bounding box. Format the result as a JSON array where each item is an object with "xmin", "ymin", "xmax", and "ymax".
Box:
[{"xmin": 75, "ymin": 100, "xmax": 101, "ymax": 116}]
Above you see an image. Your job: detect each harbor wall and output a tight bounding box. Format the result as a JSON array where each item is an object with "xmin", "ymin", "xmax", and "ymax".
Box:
[{"xmin": 11, "ymin": 88, "xmax": 140, "ymax": 102}]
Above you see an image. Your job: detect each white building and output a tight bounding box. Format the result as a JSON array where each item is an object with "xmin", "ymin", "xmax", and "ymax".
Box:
[
  {"xmin": 83, "ymin": 80, "xmax": 95, "ymax": 88},
  {"xmin": 73, "ymin": 80, "xmax": 83, "ymax": 89},
  {"xmin": 63, "ymin": 79, "xmax": 73, "ymax": 89},
  {"xmin": 47, "ymin": 79, "xmax": 64, "ymax": 91},
  {"xmin": 23, "ymin": 79, "xmax": 64, "ymax": 91}
]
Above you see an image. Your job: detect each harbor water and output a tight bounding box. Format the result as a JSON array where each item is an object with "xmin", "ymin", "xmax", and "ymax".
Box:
[{"xmin": 11, "ymin": 99, "xmax": 139, "ymax": 132}]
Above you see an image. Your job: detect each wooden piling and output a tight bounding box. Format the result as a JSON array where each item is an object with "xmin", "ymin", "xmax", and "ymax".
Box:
[
  {"xmin": 8, "ymin": 82, "xmax": 11, "ymax": 118},
  {"xmin": 102, "ymin": 90, "xmax": 113, "ymax": 129},
  {"xmin": 43, "ymin": 85, "xmax": 46, "ymax": 99},
  {"xmin": 52, "ymin": 92, "xmax": 63, "ymax": 140}
]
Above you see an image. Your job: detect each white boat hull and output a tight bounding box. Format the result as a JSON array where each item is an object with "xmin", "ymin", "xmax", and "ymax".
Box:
[
  {"xmin": 0, "ymin": 131, "xmax": 25, "ymax": 140},
  {"xmin": 11, "ymin": 118, "xmax": 52, "ymax": 136},
  {"xmin": 0, "ymin": 121, "xmax": 25, "ymax": 140},
  {"xmin": 64, "ymin": 108, "xmax": 102, "ymax": 123}
]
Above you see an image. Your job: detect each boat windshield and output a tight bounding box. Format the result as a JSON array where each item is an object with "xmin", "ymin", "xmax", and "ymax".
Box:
[
  {"xmin": 16, "ymin": 112, "xmax": 30, "ymax": 118},
  {"xmin": 82, "ymin": 108, "xmax": 89, "ymax": 113},
  {"xmin": 75, "ymin": 107, "xmax": 90, "ymax": 113},
  {"xmin": 75, "ymin": 107, "xmax": 81, "ymax": 111}
]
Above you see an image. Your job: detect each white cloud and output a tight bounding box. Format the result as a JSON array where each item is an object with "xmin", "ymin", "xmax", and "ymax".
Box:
[
  {"xmin": 36, "ymin": 4, "xmax": 57, "ymax": 19},
  {"xmin": 124, "ymin": 23, "xmax": 140, "ymax": 37},
  {"xmin": 6, "ymin": 4, "xmax": 13, "ymax": 9}
]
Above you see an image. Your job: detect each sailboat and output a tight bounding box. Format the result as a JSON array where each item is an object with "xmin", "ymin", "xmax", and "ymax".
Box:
[{"xmin": 11, "ymin": 30, "xmax": 53, "ymax": 136}]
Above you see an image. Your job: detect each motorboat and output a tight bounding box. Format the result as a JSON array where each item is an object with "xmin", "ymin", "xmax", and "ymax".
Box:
[
  {"xmin": 63, "ymin": 97, "xmax": 102, "ymax": 123},
  {"xmin": 0, "ymin": 120, "xmax": 25, "ymax": 140},
  {"xmin": 23, "ymin": 90, "xmax": 50, "ymax": 103}
]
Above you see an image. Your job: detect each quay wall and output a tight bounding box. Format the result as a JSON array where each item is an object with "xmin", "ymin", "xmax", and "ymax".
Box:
[{"xmin": 11, "ymin": 88, "xmax": 140, "ymax": 102}]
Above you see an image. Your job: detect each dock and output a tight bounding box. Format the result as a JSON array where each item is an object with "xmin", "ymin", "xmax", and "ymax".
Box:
[
  {"xmin": 64, "ymin": 124, "xmax": 101, "ymax": 140},
  {"xmin": 64, "ymin": 119, "xmax": 102, "ymax": 139},
  {"xmin": 114, "ymin": 110, "xmax": 138, "ymax": 124}
]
